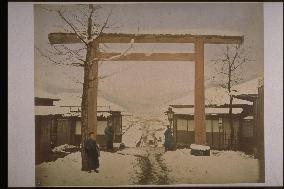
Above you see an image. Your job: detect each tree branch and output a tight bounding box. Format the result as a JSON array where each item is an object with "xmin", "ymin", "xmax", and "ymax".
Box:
[
  {"xmin": 57, "ymin": 9, "xmax": 88, "ymax": 46},
  {"xmin": 92, "ymin": 8, "xmax": 113, "ymax": 38},
  {"xmin": 36, "ymin": 47, "xmax": 84, "ymax": 68}
]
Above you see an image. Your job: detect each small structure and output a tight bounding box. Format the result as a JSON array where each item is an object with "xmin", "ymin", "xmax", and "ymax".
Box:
[
  {"xmin": 35, "ymin": 98, "xmax": 123, "ymax": 163},
  {"xmin": 35, "ymin": 97, "xmax": 63, "ymax": 164},
  {"xmin": 234, "ymin": 88, "xmax": 264, "ymax": 157},
  {"xmin": 167, "ymin": 104, "xmax": 245, "ymax": 150}
]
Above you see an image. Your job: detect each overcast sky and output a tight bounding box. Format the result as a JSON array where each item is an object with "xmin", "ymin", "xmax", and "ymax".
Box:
[{"xmin": 34, "ymin": 3, "xmax": 264, "ymax": 113}]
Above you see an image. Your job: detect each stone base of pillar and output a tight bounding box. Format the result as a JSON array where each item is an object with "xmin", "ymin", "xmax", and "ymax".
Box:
[{"xmin": 190, "ymin": 144, "xmax": 210, "ymax": 156}]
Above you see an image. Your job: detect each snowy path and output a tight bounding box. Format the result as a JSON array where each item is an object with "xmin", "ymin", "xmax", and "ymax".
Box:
[
  {"xmin": 130, "ymin": 120, "xmax": 172, "ymax": 185},
  {"xmin": 132, "ymin": 147, "xmax": 172, "ymax": 185}
]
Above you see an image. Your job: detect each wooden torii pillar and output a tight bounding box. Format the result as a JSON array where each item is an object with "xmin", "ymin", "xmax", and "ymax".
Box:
[{"xmin": 48, "ymin": 33, "xmax": 243, "ymax": 145}]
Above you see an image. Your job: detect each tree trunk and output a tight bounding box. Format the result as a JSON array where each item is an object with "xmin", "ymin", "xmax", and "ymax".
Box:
[
  {"xmin": 81, "ymin": 6, "xmax": 96, "ymax": 171},
  {"xmin": 81, "ymin": 67, "xmax": 89, "ymax": 171},
  {"xmin": 81, "ymin": 42, "xmax": 94, "ymax": 171}
]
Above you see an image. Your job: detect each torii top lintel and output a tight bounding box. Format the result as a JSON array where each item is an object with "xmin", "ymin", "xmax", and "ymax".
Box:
[{"xmin": 48, "ymin": 33, "xmax": 243, "ymax": 45}]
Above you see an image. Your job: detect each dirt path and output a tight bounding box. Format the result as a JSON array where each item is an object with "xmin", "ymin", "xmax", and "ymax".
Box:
[{"xmin": 132, "ymin": 120, "xmax": 172, "ymax": 185}]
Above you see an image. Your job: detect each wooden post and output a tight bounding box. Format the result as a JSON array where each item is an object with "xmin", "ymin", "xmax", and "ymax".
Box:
[
  {"xmin": 87, "ymin": 41, "xmax": 99, "ymax": 138},
  {"xmin": 194, "ymin": 37, "xmax": 206, "ymax": 145}
]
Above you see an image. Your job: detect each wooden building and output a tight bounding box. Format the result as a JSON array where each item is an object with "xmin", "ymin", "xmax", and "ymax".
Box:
[
  {"xmin": 169, "ymin": 105, "xmax": 245, "ymax": 150},
  {"xmin": 234, "ymin": 86, "xmax": 264, "ymax": 157},
  {"xmin": 35, "ymin": 97, "xmax": 63, "ymax": 163},
  {"xmin": 72, "ymin": 109, "xmax": 123, "ymax": 146},
  {"xmin": 35, "ymin": 100, "xmax": 123, "ymax": 163}
]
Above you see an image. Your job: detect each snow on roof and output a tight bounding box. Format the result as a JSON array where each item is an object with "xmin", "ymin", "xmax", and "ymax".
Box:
[
  {"xmin": 36, "ymin": 106, "xmax": 113, "ymax": 117},
  {"xmin": 35, "ymin": 106, "xmax": 71, "ymax": 116},
  {"xmin": 97, "ymin": 112, "xmax": 111, "ymax": 118},
  {"xmin": 244, "ymin": 116, "xmax": 254, "ymax": 120},
  {"xmin": 171, "ymin": 107, "xmax": 243, "ymax": 115},
  {"xmin": 35, "ymin": 90, "xmax": 125, "ymax": 116},
  {"xmin": 97, "ymin": 96, "xmax": 126, "ymax": 112},
  {"xmin": 205, "ymin": 87, "xmax": 254, "ymax": 106},
  {"xmin": 55, "ymin": 93, "xmax": 125, "ymax": 111},
  {"xmin": 63, "ymin": 112, "xmax": 81, "ymax": 117},
  {"xmin": 35, "ymin": 88, "xmax": 59, "ymax": 99},
  {"xmin": 97, "ymin": 106, "xmax": 112, "ymax": 112},
  {"xmin": 190, "ymin": 144, "xmax": 210, "ymax": 151},
  {"xmin": 231, "ymin": 77, "xmax": 261, "ymax": 95},
  {"xmin": 167, "ymin": 77, "xmax": 262, "ymax": 107}
]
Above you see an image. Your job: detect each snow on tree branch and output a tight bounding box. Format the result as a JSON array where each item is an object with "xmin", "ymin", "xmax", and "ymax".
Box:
[
  {"xmin": 36, "ymin": 47, "xmax": 84, "ymax": 68},
  {"xmin": 57, "ymin": 9, "xmax": 88, "ymax": 46}
]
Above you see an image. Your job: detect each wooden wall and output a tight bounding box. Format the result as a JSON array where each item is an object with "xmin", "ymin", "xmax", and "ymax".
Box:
[
  {"xmin": 173, "ymin": 115, "xmax": 241, "ymax": 150},
  {"xmin": 35, "ymin": 113, "xmax": 123, "ymax": 153},
  {"xmin": 35, "ymin": 116, "xmax": 52, "ymax": 164},
  {"xmin": 256, "ymin": 85, "xmax": 265, "ymax": 182}
]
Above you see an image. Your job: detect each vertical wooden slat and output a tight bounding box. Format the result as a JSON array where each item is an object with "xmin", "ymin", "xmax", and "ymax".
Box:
[
  {"xmin": 257, "ymin": 85, "xmax": 265, "ymax": 182},
  {"xmin": 194, "ymin": 37, "xmax": 206, "ymax": 145},
  {"xmin": 211, "ymin": 119, "xmax": 214, "ymax": 147},
  {"xmin": 173, "ymin": 117, "xmax": 175, "ymax": 143}
]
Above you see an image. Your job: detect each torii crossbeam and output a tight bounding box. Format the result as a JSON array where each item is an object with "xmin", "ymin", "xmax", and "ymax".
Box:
[{"xmin": 48, "ymin": 32, "xmax": 243, "ymax": 145}]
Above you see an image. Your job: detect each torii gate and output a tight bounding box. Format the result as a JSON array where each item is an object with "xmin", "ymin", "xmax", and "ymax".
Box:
[{"xmin": 48, "ymin": 33, "xmax": 243, "ymax": 145}]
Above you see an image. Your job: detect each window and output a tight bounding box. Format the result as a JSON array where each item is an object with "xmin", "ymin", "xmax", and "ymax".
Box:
[
  {"xmin": 115, "ymin": 117, "xmax": 122, "ymax": 134},
  {"xmin": 75, "ymin": 121, "xmax": 81, "ymax": 135},
  {"xmin": 205, "ymin": 119, "xmax": 220, "ymax": 132},
  {"xmin": 188, "ymin": 120, "xmax": 194, "ymax": 131},
  {"xmin": 242, "ymin": 120, "xmax": 254, "ymax": 137},
  {"xmin": 205, "ymin": 120, "xmax": 212, "ymax": 132},
  {"xmin": 97, "ymin": 121, "xmax": 107, "ymax": 135},
  {"xmin": 212, "ymin": 120, "xmax": 220, "ymax": 132},
  {"xmin": 177, "ymin": 119, "xmax": 187, "ymax": 131}
]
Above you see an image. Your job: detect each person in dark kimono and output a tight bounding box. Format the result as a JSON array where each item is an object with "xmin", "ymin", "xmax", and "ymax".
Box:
[
  {"xmin": 104, "ymin": 121, "xmax": 114, "ymax": 151},
  {"xmin": 84, "ymin": 132, "xmax": 100, "ymax": 173},
  {"xmin": 164, "ymin": 125, "xmax": 174, "ymax": 151}
]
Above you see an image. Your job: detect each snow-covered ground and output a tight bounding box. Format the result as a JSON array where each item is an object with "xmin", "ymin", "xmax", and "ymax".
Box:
[
  {"xmin": 36, "ymin": 115, "xmax": 260, "ymax": 186},
  {"xmin": 163, "ymin": 149, "xmax": 259, "ymax": 184},
  {"xmin": 36, "ymin": 151, "xmax": 138, "ymax": 186}
]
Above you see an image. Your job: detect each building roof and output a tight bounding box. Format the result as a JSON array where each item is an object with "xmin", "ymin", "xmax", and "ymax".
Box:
[
  {"xmin": 35, "ymin": 97, "xmax": 60, "ymax": 106},
  {"xmin": 35, "ymin": 106, "xmax": 70, "ymax": 116},
  {"xmin": 244, "ymin": 116, "xmax": 254, "ymax": 120},
  {"xmin": 35, "ymin": 91, "xmax": 125, "ymax": 116},
  {"xmin": 171, "ymin": 107, "xmax": 243, "ymax": 115},
  {"xmin": 170, "ymin": 104, "xmax": 251, "ymax": 109},
  {"xmin": 167, "ymin": 77, "xmax": 262, "ymax": 107},
  {"xmin": 35, "ymin": 106, "xmax": 119, "ymax": 117},
  {"xmin": 233, "ymin": 94, "xmax": 258, "ymax": 102}
]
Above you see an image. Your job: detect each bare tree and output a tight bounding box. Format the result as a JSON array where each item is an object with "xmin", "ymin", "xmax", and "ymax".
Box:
[
  {"xmin": 36, "ymin": 4, "xmax": 134, "ymax": 171},
  {"xmin": 211, "ymin": 45, "xmax": 253, "ymax": 150}
]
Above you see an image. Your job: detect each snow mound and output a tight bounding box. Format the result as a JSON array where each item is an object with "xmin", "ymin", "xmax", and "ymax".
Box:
[
  {"xmin": 52, "ymin": 144, "xmax": 77, "ymax": 153},
  {"xmin": 190, "ymin": 144, "xmax": 210, "ymax": 151}
]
